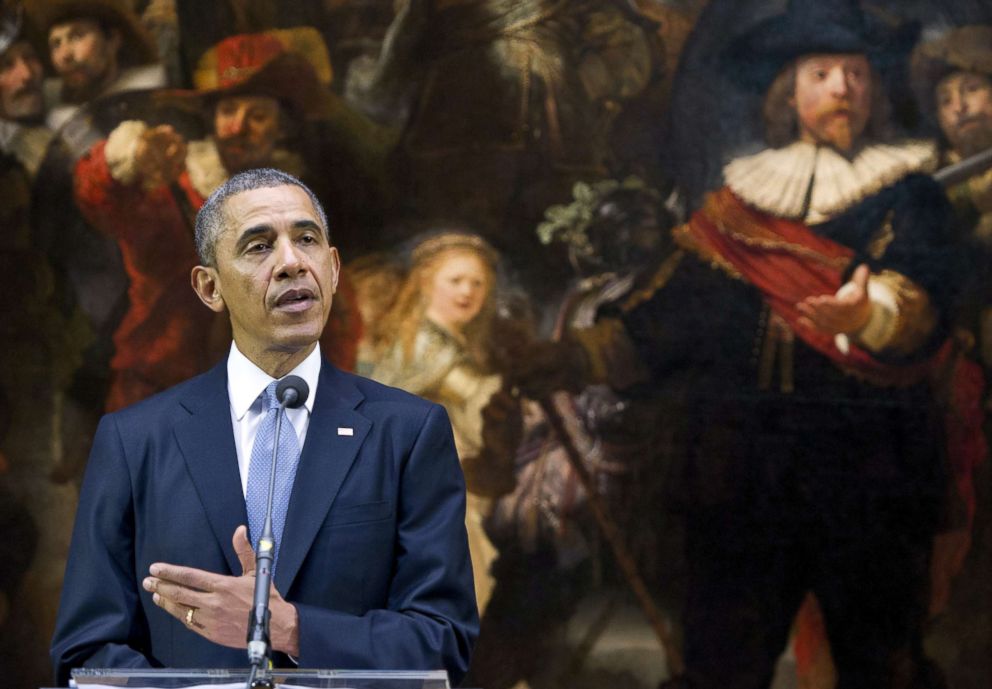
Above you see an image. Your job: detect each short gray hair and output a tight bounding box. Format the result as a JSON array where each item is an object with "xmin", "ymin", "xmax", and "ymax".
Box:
[{"xmin": 194, "ymin": 168, "xmax": 330, "ymax": 266}]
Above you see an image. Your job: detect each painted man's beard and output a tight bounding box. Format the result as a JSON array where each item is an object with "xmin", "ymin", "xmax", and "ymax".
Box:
[
  {"xmin": 812, "ymin": 104, "xmax": 868, "ymax": 152},
  {"xmin": 2, "ymin": 86, "xmax": 43, "ymax": 121},
  {"xmin": 948, "ymin": 116, "xmax": 992, "ymax": 158},
  {"xmin": 60, "ymin": 65, "xmax": 111, "ymax": 104},
  {"xmin": 216, "ymin": 136, "xmax": 275, "ymax": 173}
]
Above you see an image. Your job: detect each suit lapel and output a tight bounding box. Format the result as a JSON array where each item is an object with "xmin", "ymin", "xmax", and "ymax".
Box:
[
  {"xmin": 173, "ymin": 361, "xmax": 247, "ymax": 576},
  {"xmin": 275, "ymin": 362, "xmax": 370, "ymax": 593}
]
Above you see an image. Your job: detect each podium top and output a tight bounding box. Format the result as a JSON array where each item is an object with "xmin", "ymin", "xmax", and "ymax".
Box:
[{"xmin": 67, "ymin": 669, "xmax": 450, "ymax": 689}]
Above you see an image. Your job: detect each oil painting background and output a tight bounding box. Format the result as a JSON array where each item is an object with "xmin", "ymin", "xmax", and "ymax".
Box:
[{"xmin": 1, "ymin": 1, "xmax": 990, "ymax": 688}]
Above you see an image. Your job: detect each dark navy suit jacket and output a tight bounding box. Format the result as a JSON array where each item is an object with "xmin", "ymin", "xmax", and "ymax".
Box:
[{"xmin": 51, "ymin": 359, "xmax": 478, "ymax": 686}]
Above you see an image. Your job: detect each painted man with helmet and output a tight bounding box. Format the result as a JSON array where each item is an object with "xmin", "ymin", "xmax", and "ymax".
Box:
[
  {"xmin": 0, "ymin": 1, "xmax": 51, "ymax": 178},
  {"xmin": 0, "ymin": 0, "xmax": 89, "ymax": 430}
]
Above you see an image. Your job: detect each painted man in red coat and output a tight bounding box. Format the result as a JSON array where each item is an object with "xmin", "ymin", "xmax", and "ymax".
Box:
[{"xmin": 74, "ymin": 28, "xmax": 362, "ymax": 411}]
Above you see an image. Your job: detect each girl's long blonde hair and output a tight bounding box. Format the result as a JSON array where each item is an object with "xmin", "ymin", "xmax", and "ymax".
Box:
[{"xmin": 372, "ymin": 233, "xmax": 500, "ymax": 368}]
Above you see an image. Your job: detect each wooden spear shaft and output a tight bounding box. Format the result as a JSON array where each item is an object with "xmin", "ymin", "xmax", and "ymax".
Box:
[{"xmin": 537, "ymin": 397, "xmax": 685, "ymax": 677}]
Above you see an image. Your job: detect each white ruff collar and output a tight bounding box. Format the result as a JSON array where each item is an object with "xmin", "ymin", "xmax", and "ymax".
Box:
[
  {"xmin": 185, "ymin": 138, "xmax": 230, "ymax": 198},
  {"xmin": 723, "ymin": 139, "xmax": 938, "ymax": 224},
  {"xmin": 186, "ymin": 138, "xmax": 305, "ymax": 199}
]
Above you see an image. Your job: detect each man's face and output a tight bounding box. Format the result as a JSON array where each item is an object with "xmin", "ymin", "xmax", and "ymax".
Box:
[
  {"xmin": 793, "ymin": 54, "xmax": 872, "ymax": 151},
  {"xmin": 0, "ymin": 41, "xmax": 44, "ymax": 120},
  {"xmin": 199, "ymin": 185, "xmax": 339, "ymax": 363},
  {"xmin": 936, "ymin": 71, "xmax": 992, "ymax": 158},
  {"xmin": 213, "ymin": 96, "xmax": 282, "ymax": 173},
  {"xmin": 48, "ymin": 19, "xmax": 120, "ymax": 102}
]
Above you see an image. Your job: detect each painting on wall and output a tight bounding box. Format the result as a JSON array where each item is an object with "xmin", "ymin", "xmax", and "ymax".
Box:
[{"xmin": 1, "ymin": 1, "xmax": 991, "ymax": 688}]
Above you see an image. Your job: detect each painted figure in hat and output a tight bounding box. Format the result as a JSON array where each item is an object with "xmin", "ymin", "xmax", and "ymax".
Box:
[
  {"xmin": 506, "ymin": 1, "xmax": 971, "ymax": 687},
  {"xmin": 0, "ymin": 1, "xmax": 51, "ymax": 177},
  {"xmin": 28, "ymin": 0, "xmax": 167, "ymax": 431},
  {"xmin": 34, "ymin": 0, "xmax": 165, "ymax": 131},
  {"xmin": 71, "ymin": 28, "xmax": 362, "ymax": 414},
  {"xmin": 909, "ymin": 25, "xmax": 992, "ymax": 683},
  {"xmin": 912, "ymin": 25, "xmax": 992, "ymax": 361},
  {"xmin": 0, "ymin": 0, "xmax": 86, "ymax": 384}
]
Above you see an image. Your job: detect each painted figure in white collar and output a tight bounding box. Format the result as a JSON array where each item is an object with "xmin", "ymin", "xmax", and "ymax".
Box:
[
  {"xmin": 508, "ymin": 1, "xmax": 975, "ymax": 688},
  {"xmin": 0, "ymin": 3, "xmax": 52, "ymax": 177}
]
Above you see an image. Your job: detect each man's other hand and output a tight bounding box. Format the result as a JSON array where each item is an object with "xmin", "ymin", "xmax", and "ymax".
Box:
[
  {"xmin": 142, "ymin": 525, "xmax": 300, "ymax": 656},
  {"xmin": 135, "ymin": 124, "xmax": 187, "ymax": 189}
]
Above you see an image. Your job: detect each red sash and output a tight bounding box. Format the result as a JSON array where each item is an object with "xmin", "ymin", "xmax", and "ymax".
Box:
[
  {"xmin": 677, "ymin": 187, "xmax": 932, "ymax": 386},
  {"xmin": 678, "ymin": 190, "xmax": 986, "ymax": 677},
  {"xmin": 679, "ymin": 186, "xmax": 986, "ymax": 603}
]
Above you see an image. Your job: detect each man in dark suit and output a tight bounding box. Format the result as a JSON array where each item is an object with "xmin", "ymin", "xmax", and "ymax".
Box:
[{"xmin": 50, "ymin": 168, "xmax": 478, "ymax": 686}]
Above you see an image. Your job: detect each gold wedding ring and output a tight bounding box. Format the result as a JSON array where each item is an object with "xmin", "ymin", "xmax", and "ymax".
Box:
[{"xmin": 185, "ymin": 607, "xmax": 196, "ymax": 626}]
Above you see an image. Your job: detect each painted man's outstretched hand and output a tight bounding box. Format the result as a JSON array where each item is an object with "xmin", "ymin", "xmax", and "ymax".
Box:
[
  {"xmin": 797, "ymin": 263, "xmax": 873, "ymax": 335},
  {"xmin": 135, "ymin": 124, "xmax": 187, "ymax": 189}
]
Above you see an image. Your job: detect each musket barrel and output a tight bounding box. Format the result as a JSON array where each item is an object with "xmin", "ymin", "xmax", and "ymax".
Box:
[{"xmin": 934, "ymin": 146, "xmax": 992, "ymax": 188}]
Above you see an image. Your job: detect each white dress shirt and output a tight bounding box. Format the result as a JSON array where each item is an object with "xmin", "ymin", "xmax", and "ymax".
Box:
[{"xmin": 227, "ymin": 342, "xmax": 322, "ymax": 496}]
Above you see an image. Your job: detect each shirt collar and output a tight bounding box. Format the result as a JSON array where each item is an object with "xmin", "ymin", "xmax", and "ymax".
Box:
[
  {"xmin": 722, "ymin": 139, "xmax": 937, "ymax": 222},
  {"xmin": 0, "ymin": 119, "xmax": 21, "ymax": 150},
  {"xmin": 227, "ymin": 342, "xmax": 321, "ymax": 420}
]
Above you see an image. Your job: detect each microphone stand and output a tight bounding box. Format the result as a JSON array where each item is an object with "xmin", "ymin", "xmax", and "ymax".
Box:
[{"xmin": 245, "ymin": 381, "xmax": 305, "ymax": 689}]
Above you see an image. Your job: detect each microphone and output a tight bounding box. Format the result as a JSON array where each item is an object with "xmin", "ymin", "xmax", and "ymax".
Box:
[
  {"xmin": 246, "ymin": 375, "xmax": 309, "ymax": 685},
  {"xmin": 276, "ymin": 376, "xmax": 309, "ymax": 410}
]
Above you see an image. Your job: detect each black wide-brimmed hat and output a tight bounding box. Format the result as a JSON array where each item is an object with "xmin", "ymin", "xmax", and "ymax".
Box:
[{"xmin": 722, "ymin": 0, "xmax": 920, "ymax": 92}]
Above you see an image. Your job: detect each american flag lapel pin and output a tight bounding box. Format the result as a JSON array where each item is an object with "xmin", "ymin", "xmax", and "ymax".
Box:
[{"xmin": 337, "ymin": 427, "xmax": 354, "ymax": 436}]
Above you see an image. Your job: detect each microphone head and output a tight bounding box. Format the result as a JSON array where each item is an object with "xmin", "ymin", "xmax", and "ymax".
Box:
[{"xmin": 276, "ymin": 375, "xmax": 309, "ymax": 409}]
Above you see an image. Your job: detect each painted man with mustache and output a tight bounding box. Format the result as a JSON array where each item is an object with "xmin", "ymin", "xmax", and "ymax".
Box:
[
  {"xmin": 28, "ymin": 1, "xmax": 165, "ymax": 469},
  {"xmin": 509, "ymin": 1, "xmax": 972, "ymax": 687},
  {"xmin": 69, "ymin": 29, "xmax": 363, "ymax": 414},
  {"xmin": 0, "ymin": 5, "xmax": 52, "ymax": 178},
  {"xmin": 907, "ymin": 30, "xmax": 992, "ymax": 668},
  {"xmin": 912, "ymin": 25, "xmax": 992, "ymax": 242},
  {"xmin": 36, "ymin": 0, "xmax": 164, "ymax": 132}
]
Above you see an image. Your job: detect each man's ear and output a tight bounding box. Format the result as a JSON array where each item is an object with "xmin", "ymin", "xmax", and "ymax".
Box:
[
  {"xmin": 329, "ymin": 246, "xmax": 341, "ymax": 293},
  {"xmin": 191, "ymin": 265, "xmax": 226, "ymax": 312}
]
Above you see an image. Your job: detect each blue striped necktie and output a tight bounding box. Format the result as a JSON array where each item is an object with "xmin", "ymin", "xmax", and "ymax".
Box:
[{"xmin": 245, "ymin": 381, "xmax": 302, "ymax": 574}]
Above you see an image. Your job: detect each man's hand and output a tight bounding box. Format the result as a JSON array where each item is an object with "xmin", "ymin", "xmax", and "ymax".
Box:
[
  {"xmin": 480, "ymin": 388, "xmax": 523, "ymax": 462},
  {"xmin": 142, "ymin": 525, "xmax": 300, "ymax": 656},
  {"xmin": 490, "ymin": 318, "xmax": 588, "ymax": 398},
  {"xmin": 463, "ymin": 388, "xmax": 522, "ymax": 497},
  {"xmin": 797, "ymin": 263, "xmax": 873, "ymax": 335},
  {"xmin": 134, "ymin": 124, "xmax": 187, "ymax": 189}
]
